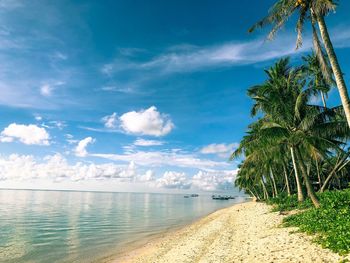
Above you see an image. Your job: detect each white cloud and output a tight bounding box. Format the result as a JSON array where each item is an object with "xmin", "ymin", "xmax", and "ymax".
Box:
[
  {"xmin": 101, "ymin": 35, "xmax": 308, "ymax": 76},
  {"xmin": 200, "ymin": 143, "xmax": 239, "ymax": 158},
  {"xmin": 101, "ymin": 26, "xmax": 350, "ymax": 78},
  {"xmin": 75, "ymin": 137, "xmax": 95, "ymax": 157},
  {"xmin": 34, "ymin": 115, "xmax": 42, "ymax": 121},
  {"xmin": 39, "ymin": 81, "xmax": 65, "ymax": 97},
  {"xmin": 0, "ymin": 123, "xmax": 50, "ymax": 145},
  {"xmin": 133, "ymin": 138, "xmax": 164, "ymax": 146},
  {"xmin": 65, "ymin": 134, "xmax": 78, "ymax": 144},
  {"xmin": 92, "ymin": 150, "xmax": 229, "ymax": 170},
  {"xmin": 41, "ymin": 120, "xmax": 66, "ymax": 130},
  {"xmin": 119, "ymin": 106, "xmax": 174, "ymax": 136},
  {"xmin": 0, "ymin": 154, "xmax": 138, "ymax": 182},
  {"xmin": 156, "ymin": 171, "xmax": 191, "ymax": 189},
  {"xmin": 0, "ymin": 154, "xmax": 237, "ymax": 191},
  {"xmin": 191, "ymin": 170, "xmax": 237, "ymax": 191},
  {"xmin": 137, "ymin": 170, "xmax": 155, "ymax": 182},
  {"xmin": 40, "ymin": 84, "xmax": 53, "ymax": 96},
  {"xmin": 154, "ymin": 169, "xmax": 237, "ymax": 191},
  {"xmin": 102, "ymin": 112, "xmax": 118, "ymax": 129}
]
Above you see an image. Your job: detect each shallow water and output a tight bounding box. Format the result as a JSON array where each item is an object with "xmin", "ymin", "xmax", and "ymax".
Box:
[{"xmin": 0, "ymin": 189, "xmax": 246, "ymax": 263}]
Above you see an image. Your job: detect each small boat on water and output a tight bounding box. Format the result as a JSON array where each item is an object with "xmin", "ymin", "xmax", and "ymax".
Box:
[
  {"xmin": 211, "ymin": 195, "xmax": 235, "ymax": 200},
  {"xmin": 184, "ymin": 194, "xmax": 199, "ymax": 198}
]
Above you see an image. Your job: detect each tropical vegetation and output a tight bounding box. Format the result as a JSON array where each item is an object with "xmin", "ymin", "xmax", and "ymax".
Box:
[
  {"xmin": 268, "ymin": 190, "xmax": 350, "ymax": 254},
  {"xmin": 249, "ymin": 0, "xmax": 350, "ymax": 128},
  {"xmin": 232, "ymin": 54, "xmax": 350, "ymax": 253},
  {"xmin": 231, "ymin": 0, "xmax": 350, "ymax": 255},
  {"xmin": 232, "ymin": 56, "xmax": 350, "ymax": 206}
]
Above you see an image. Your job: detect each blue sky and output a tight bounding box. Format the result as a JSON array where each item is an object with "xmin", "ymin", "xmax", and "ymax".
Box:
[{"xmin": 0, "ymin": 0, "xmax": 350, "ymax": 192}]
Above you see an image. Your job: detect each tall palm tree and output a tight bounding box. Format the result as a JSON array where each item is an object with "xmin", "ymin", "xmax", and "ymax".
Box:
[
  {"xmin": 245, "ymin": 58, "xmax": 348, "ymax": 207},
  {"xmin": 249, "ymin": 0, "xmax": 350, "ymax": 128},
  {"xmin": 247, "ymin": 58, "xmax": 306, "ymax": 202},
  {"xmin": 303, "ymin": 52, "xmax": 334, "ymax": 107}
]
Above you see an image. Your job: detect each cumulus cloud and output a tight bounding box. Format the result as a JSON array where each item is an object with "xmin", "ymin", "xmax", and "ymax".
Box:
[
  {"xmin": 200, "ymin": 143, "xmax": 239, "ymax": 158},
  {"xmin": 191, "ymin": 170, "xmax": 237, "ymax": 191},
  {"xmin": 0, "ymin": 154, "xmax": 138, "ymax": 182},
  {"xmin": 0, "ymin": 123, "xmax": 50, "ymax": 145},
  {"xmin": 133, "ymin": 138, "xmax": 164, "ymax": 146},
  {"xmin": 137, "ymin": 170, "xmax": 155, "ymax": 182},
  {"xmin": 156, "ymin": 171, "xmax": 191, "ymax": 189},
  {"xmin": 0, "ymin": 153, "xmax": 237, "ymax": 191},
  {"xmin": 119, "ymin": 106, "xmax": 174, "ymax": 136},
  {"xmin": 153, "ymin": 170, "xmax": 237, "ymax": 191},
  {"xmin": 102, "ymin": 112, "xmax": 118, "ymax": 129},
  {"xmin": 75, "ymin": 137, "xmax": 95, "ymax": 157}
]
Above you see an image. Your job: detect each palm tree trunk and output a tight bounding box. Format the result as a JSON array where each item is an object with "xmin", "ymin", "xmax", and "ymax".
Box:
[
  {"xmin": 269, "ymin": 167, "xmax": 278, "ymax": 197},
  {"xmin": 320, "ymin": 91, "xmax": 327, "ymax": 108},
  {"xmin": 247, "ymin": 189, "xmax": 256, "ymax": 199},
  {"xmin": 290, "ymin": 147, "xmax": 304, "ymax": 202},
  {"xmin": 295, "ymin": 147, "xmax": 320, "ymax": 208},
  {"xmin": 252, "ymin": 186, "xmax": 262, "ymax": 200},
  {"xmin": 282, "ymin": 163, "xmax": 291, "ymax": 196},
  {"xmin": 261, "ymin": 179, "xmax": 269, "ymax": 200},
  {"xmin": 321, "ymin": 157, "xmax": 350, "ymax": 192},
  {"xmin": 267, "ymin": 174, "xmax": 276, "ymax": 198},
  {"xmin": 315, "ymin": 158, "xmax": 322, "ymax": 188},
  {"xmin": 317, "ymin": 15, "xmax": 350, "ymax": 128}
]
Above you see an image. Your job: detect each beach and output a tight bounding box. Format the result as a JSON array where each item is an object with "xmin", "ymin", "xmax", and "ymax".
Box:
[{"xmin": 112, "ymin": 201, "xmax": 348, "ymax": 263}]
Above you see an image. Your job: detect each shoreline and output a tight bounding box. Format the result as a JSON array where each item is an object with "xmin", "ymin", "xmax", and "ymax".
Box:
[
  {"xmin": 108, "ymin": 201, "xmax": 349, "ymax": 263},
  {"xmin": 100, "ymin": 199, "xmax": 249, "ymax": 263}
]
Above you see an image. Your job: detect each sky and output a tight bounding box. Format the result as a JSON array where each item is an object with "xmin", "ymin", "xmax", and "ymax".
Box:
[{"xmin": 0, "ymin": 0, "xmax": 350, "ymax": 193}]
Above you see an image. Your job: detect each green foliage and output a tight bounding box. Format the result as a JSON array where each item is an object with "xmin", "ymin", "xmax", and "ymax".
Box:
[
  {"xmin": 281, "ymin": 190, "xmax": 350, "ymax": 255},
  {"xmin": 267, "ymin": 194, "xmax": 313, "ymax": 211}
]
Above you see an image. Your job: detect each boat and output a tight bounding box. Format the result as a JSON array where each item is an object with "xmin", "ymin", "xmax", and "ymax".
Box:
[
  {"xmin": 211, "ymin": 195, "xmax": 230, "ymax": 200},
  {"xmin": 190, "ymin": 194, "xmax": 199, "ymax": 197}
]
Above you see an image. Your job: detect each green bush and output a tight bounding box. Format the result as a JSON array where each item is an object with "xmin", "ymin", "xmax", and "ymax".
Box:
[
  {"xmin": 281, "ymin": 190, "xmax": 350, "ymax": 255},
  {"xmin": 267, "ymin": 194, "xmax": 313, "ymax": 212}
]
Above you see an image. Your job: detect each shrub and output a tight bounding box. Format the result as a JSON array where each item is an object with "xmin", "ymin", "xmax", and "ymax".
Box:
[{"xmin": 281, "ymin": 190, "xmax": 350, "ymax": 255}]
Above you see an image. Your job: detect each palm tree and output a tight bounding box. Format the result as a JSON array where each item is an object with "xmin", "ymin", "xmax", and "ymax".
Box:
[
  {"xmin": 245, "ymin": 58, "xmax": 348, "ymax": 207},
  {"xmin": 247, "ymin": 58, "xmax": 306, "ymax": 202},
  {"xmin": 303, "ymin": 52, "xmax": 334, "ymax": 107},
  {"xmin": 249, "ymin": 0, "xmax": 350, "ymax": 128},
  {"xmin": 231, "ymin": 121, "xmax": 282, "ymax": 199},
  {"xmin": 320, "ymin": 148, "xmax": 350, "ymax": 192}
]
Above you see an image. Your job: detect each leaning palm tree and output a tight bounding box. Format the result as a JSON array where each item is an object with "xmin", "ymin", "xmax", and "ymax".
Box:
[{"xmin": 249, "ymin": 0, "xmax": 350, "ymax": 128}]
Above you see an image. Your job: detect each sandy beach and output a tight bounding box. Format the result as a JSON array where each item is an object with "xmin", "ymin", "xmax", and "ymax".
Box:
[{"xmin": 111, "ymin": 201, "xmax": 349, "ymax": 263}]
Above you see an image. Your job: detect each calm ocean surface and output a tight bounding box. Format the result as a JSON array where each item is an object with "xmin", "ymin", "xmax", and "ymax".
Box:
[{"xmin": 0, "ymin": 189, "xmax": 246, "ymax": 263}]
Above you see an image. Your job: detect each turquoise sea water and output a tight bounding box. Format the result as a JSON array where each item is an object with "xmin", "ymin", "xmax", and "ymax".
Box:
[{"xmin": 0, "ymin": 189, "xmax": 246, "ymax": 263}]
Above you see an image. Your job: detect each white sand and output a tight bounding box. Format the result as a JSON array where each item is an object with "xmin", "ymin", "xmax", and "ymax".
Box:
[{"xmin": 111, "ymin": 202, "xmax": 349, "ymax": 263}]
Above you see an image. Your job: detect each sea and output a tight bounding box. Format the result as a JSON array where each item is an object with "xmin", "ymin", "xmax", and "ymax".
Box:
[{"xmin": 0, "ymin": 189, "xmax": 247, "ymax": 263}]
